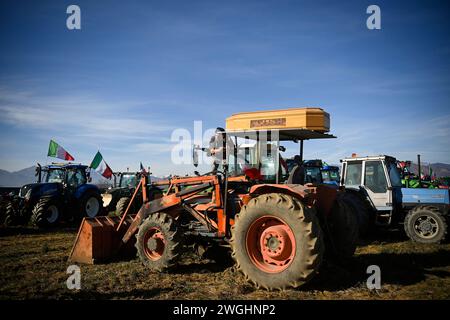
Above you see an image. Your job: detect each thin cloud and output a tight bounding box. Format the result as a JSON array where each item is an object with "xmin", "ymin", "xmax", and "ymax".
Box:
[{"xmin": 0, "ymin": 90, "xmax": 176, "ymax": 140}]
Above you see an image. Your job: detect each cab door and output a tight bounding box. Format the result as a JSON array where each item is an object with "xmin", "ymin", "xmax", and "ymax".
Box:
[
  {"xmin": 362, "ymin": 160, "xmax": 392, "ymax": 211},
  {"xmin": 342, "ymin": 160, "xmax": 363, "ymax": 189}
]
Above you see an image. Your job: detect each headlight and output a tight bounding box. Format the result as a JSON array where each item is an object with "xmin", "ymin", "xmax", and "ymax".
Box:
[{"xmin": 24, "ymin": 189, "xmax": 32, "ymax": 201}]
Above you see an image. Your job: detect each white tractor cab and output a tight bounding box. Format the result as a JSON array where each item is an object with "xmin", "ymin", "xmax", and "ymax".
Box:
[{"xmin": 340, "ymin": 155, "xmax": 449, "ymax": 244}]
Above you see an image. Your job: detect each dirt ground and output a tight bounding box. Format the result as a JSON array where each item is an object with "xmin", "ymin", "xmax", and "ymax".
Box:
[{"xmin": 0, "ymin": 226, "xmax": 449, "ymax": 300}]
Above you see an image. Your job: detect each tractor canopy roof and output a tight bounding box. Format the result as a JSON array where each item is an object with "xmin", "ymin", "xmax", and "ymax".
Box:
[
  {"xmin": 341, "ymin": 155, "xmax": 397, "ymax": 163},
  {"xmin": 225, "ymin": 107, "xmax": 335, "ymax": 141}
]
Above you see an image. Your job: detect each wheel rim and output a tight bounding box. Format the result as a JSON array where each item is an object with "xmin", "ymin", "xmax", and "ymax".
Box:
[
  {"xmin": 143, "ymin": 227, "xmax": 166, "ymax": 261},
  {"xmin": 46, "ymin": 205, "xmax": 59, "ymax": 223},
  {"xmin": 413, "ymin": 215, "xmax": 439, "ymax": 239},
  {"xmin": 245, "ymin": 215, "xmax": 296, "ymax": 273},
  {"xmin": 85, "ymin": 197, "xmax": 100, "ymax": 218}
]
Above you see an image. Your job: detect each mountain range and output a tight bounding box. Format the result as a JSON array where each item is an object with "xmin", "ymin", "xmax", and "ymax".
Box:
[{"xmin": 408, "ymin": 163, "xmax": 450, "ymax": 177}]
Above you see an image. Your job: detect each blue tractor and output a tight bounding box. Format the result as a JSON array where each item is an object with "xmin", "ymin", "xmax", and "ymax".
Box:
[
  {"xmin": 340, "ymin": 155, "xmax": 449, "ymax": 244},
  {"xmin": 285, "ymin": 158, "xmax": 340, "ymax": 186},
  {"xmin": 3, "ymin": 163, "xmax": 104, "ymax": 227}
]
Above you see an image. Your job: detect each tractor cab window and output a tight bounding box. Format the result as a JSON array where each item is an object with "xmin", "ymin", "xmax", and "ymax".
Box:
[
  {"xmin": 305, "ymin": 167, "xmax": 322, "ymax": 184},
  {"xmin": 227, "ymin": 142, "xmax": 257, "ymax": 176},
  {"xmin": 46, "ymin": 169, "xmax": 65, "ymax": 183},
  {"xmin": 67, "ymin": 169, "xmax": 87, "ymax": 188},
  {"xmin": 364, "ymin": 161, "xmax": 388, "ymax": 193},
  {"xmin": 260, "ymin": 142, "xmax": 278, "ymax": 182},
  {"xmin": 121, "ymin": 174, "xmax": 137, "ymax": 188},
  {"xmin": 322, "ymin": 168, "xmax": 340, "ymax": 184},
  {"xmin": 344, "ymin": 162, "xmax": 362, "ymax": 187}
]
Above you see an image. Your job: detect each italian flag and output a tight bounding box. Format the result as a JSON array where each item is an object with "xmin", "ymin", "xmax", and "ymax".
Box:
[
  {"xmin": 47, "ymin": 140, "xmax": 75, "ymax": 161},
  {"xmin": 90, "ymin": 151, "xmax": 113, "ymax": 179}
]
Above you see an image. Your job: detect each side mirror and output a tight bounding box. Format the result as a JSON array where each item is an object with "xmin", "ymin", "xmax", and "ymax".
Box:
[
  {"xmin": 279, "ymin": 146, "xmax": 286, "ymax": 152},
  {"xmin": 35, "ymin": 163, "xmax": 42, "ymax": 182}
]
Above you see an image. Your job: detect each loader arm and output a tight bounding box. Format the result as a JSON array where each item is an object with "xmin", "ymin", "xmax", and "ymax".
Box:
[
  {"xmin": 69, "ymin": 177, "xmax": 216, "ymax": 264},
  {"xmin": 121, "ymin": 181, "xmax": 214, "ymax": 243}
]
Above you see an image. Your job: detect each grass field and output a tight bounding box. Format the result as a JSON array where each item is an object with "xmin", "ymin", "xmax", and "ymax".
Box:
[{"xmin": 0, "ymin": 227, "xmax": 449, "ymax": 300}]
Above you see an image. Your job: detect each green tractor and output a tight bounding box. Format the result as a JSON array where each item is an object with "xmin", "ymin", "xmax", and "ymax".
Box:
[
  {"xmin": 397, "ymin": 158, "xmax": 442, "ymax": 189},
  {"xmin": 102, "ymin": 171, "xmax": 163, "ymax": 216}
]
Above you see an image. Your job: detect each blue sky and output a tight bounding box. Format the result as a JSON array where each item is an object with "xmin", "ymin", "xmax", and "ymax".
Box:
[{"xmin": 0, "ymin": 0, "xmax": 449, "ymax": 176}]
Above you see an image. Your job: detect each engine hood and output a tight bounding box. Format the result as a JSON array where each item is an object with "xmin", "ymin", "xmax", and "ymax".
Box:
[
  {"xmin": 19, "ymin": 183, "xmax": 40, "ymax": 197},
  {"xmin": 20, "ymin": 182, "xmax": 63, "ymax": 198}
]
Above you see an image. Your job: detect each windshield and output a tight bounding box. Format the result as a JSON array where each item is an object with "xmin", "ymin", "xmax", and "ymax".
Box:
[
  {"xmin": 388, "ymin": 163, "xmax": 402, "ymax": 187},
  {"xmin": 322, "ymin": 168, "xmax": 340, "ymax": 183},
  {"xmin": 120, "ymin": 174, "xmax": 137, "ymax": 188},
  {"xmin": 305, "ymin": 167, "xmax": 322, "ymax": 184},
  {"xmin": 67, "ymin": 169, "xmax": 87, "ymax": 187},
  {"xmin": 46, "ymin": 169, "xmax": 65, "ymax": 183},
  {"xmin": 227, "ymin": 143, "xmax": 257, "ymax": 176},
  {"xmin": 260, "ymin": 142, "xmax": 278, "ymax": 181},
  {"xmin": 344, "ymin": 162, "xmax": 362, "ymax": 186}
]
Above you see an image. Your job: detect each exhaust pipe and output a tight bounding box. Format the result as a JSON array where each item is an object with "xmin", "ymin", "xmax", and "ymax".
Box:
[{"xmin": 417, "ymin": 154, "xmax": 421, "ymax": 185}]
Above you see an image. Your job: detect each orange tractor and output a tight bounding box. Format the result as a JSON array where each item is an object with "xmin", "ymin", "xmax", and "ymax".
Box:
[{"xmin": 69, "ymin": 108, "xmax": 358, "ymax": 290}]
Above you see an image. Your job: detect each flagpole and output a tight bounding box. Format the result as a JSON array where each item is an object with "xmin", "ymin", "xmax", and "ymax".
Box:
[{"xmin": 46, "ymin": 138, "xmax": 51, "ymax": 167}]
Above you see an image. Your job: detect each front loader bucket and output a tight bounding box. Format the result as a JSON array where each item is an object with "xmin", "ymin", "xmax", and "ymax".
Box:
[{"xmin": 68, "ymin": 215, "xmax": 136, "ymax": 264}]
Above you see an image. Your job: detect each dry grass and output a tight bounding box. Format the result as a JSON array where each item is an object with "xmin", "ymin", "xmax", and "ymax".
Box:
[{"xmin": 0, "ymin": 227, "xmax": 449, "ymax": 300}]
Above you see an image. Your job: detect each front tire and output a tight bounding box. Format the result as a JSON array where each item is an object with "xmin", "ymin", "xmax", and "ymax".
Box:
[
  {"xmin": 231, "ymin": 193, "xmax": 324, "ymax": 290},
  {"xmin": 79, "ymin": 190, "xmax": 103, "ymax": 218},
  {"xmin": 404, "ymin": 205, "xmax": 447, "ymax": 244},
  {"xmin": 115, "ymin": 197, "xmax": 131, "ymax": 217},
  {"xmin": 31, "ymin": 197, "xmax": 61, "ymax": 228},
  {"xmin": 136, "ymin": 212, "xmax": 182, "ymax": 272}
]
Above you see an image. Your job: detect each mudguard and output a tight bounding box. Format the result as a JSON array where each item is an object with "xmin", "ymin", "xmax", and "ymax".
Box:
[
  {"xmin": 249, "ymin": 183, "xmax": 337, "ymax": 216},
  {"xmin": 401, "ymin": 188, "xmax": 450, "ymax": 215},
  {"xmin": 74, "ymin": 184, "xmax": 101, "ymax": 199}
]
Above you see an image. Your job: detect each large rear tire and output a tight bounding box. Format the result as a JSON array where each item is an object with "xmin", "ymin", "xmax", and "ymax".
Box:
[
  {"xmin": 404, "ymin": 205, "xmax": 447, "ymax": 244},
  {"xmin": 338, "ymin": 191, "xmax": 370, "ymax": 236},
  {"xmin": 136, "ymin": 212, "xmax": 182, "ymax": 272},
  {"xmin": 30, "ymin": 197, "xmax": 62, "ymax": 228},
  {"xmin": 0, "ymin": 197, "xmax": 8, "ymax": 224},
  {"xmin": 231, "ymin": 193, "xmax": 324, "ymax": 290},
  {"xmin": 4, "ymin": 201, "xmax": 23, "ymax": 226},
  {"xmin": 327, "ymin": 199, "xmax": 359, "ymax": 262}
]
